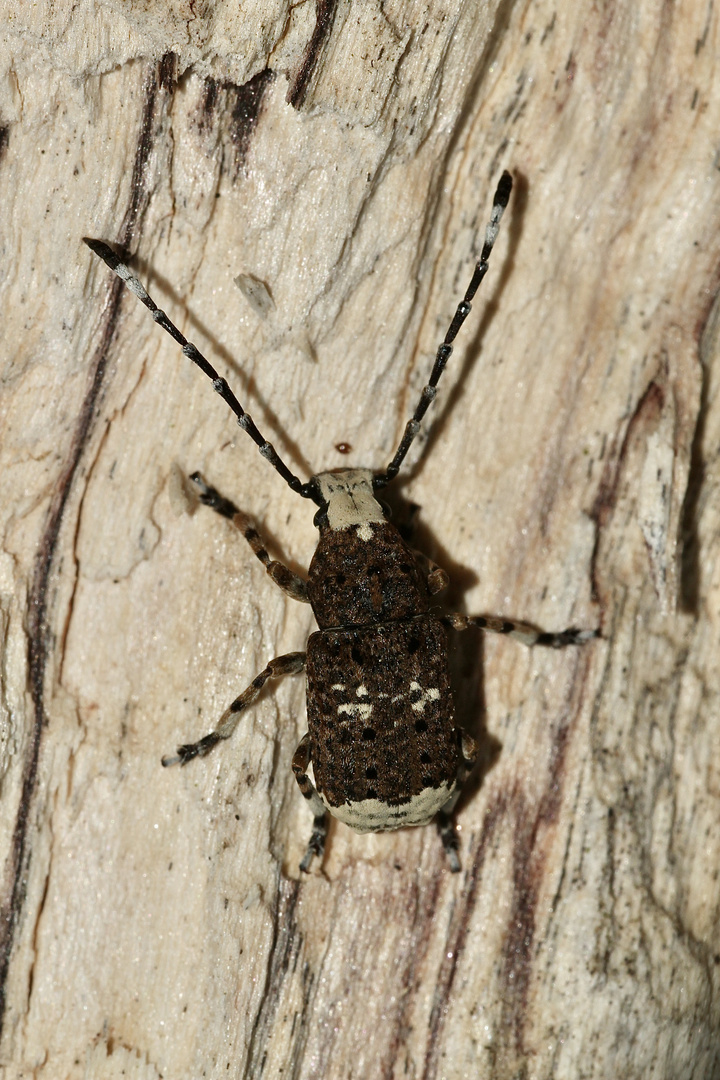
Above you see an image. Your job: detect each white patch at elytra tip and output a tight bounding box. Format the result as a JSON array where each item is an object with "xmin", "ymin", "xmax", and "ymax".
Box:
[
  {"xmin": 356, "ymin": 686, "xmax": 368, "ymax": 697},
  {"xmin": 315, "ymin": 469, "xmax": 385, "ymax": 538},
  {"xmin": 320, "ymin": 781, "xmax": 457, "ymax": 833}
]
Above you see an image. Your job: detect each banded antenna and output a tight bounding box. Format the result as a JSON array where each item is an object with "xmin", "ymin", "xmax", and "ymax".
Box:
[
  {"xmin": 373, "ymin": 170, "xmax": 512, "ymax": 488},
  {"xmin": 82, "ymin": 237, "xmax": 321, "ymax": 504},
  {"xmin": 84, "ymin": 170, "xmax": 512, "ymax": 498}
]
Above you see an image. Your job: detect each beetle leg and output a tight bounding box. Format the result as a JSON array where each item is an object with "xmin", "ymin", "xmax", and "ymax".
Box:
[
  {"xmin": 190, "ymin": 472, "xmax": 310, "ymax": 603},
  {"xmin": 411, "ymin": 549, "xmax": 449, "ymax": 595},
  {"xmin": 292, "ymin": 733, "xmax": 329, "ymax": 872},
  {"xmin": 435, "ymin": 727, "xmax": 478, "ymax": 872},
  {"xmin": 162, "ymin": 652, "xmax": 306, "ymax": 767},
  {"xmin": 442, "ymin": 612, "xmax": 597, "ymax": 648}
]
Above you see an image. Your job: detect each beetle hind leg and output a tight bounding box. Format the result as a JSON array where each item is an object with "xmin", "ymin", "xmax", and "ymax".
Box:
[
  {"xmin": 292, "ymin": 732, "xmax": 329, "ymax": 873},
  {"xmin": 436, "ymin": 808, "xmax": 462, "ymax": 872},
  {"xmin": 436, "ymin": 727, "xmax": 478, "ymax": 872}
]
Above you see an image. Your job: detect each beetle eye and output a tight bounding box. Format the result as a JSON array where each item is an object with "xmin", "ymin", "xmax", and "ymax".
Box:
[{"xmin": 313, "ymin": 503, "xmax": 329, "ymax": 529}]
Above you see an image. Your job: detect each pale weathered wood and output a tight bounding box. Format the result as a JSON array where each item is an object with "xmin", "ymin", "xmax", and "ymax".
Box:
[{"xmin": 1, "ymin": 2, "xmax": 719, "ymax": 1077}]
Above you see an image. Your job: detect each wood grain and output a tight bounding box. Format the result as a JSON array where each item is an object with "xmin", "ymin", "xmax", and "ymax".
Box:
[{"xmin": 1, "ymin": 1, "xmax": 719, "ymax": 1077}]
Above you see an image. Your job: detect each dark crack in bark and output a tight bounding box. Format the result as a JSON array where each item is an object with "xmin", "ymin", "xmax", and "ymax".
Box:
[{"xmin": 0, "ymin": 54, "xmax": 177, "ymax": 1040}]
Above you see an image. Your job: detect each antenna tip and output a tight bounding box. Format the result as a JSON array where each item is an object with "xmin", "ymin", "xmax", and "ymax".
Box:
[
  {"xmin": 496, "ymin": 171, "xmax": 513, "ymax": 208},
  {"xmin": 83, "ymin": 237, "xmax": 122, "ymax": 272}
]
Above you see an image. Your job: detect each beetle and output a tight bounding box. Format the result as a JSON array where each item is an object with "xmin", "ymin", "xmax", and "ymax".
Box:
[{"xmin": 84, "ymin": 170, "xmax": 593, "ymax": 872}]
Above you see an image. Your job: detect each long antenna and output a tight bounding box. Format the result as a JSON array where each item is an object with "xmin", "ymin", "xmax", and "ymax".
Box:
[
  {"xmin": 83, "ymin": 239, "xmax": 321, "ymax": 503},
  {"xmin": 374, "ymin": 170, "xmax": 512, "ymax": 488}
]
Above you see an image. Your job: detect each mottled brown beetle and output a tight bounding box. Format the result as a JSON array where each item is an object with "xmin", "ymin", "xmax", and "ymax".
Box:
[{"xmin": 84, "ymin": 172, "xmax": 593, "ymax": 872}]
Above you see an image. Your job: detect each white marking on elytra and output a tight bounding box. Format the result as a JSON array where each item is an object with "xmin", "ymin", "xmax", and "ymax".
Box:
[
  {"xmin": 315, "ymin": 469, "xmax": 385, "ymax": 539},
  {"xmin": 385, "ymin": 682, "xmax": 441, "ymax": 710},
  {"xmin": 331, "ymin": 683, "xmax": 346, "ymax": 691},
  {"xmin": 409, "ymin": 681, "xmax": 440, "ymax": 713},
  {"xmin": 338, "ymin": 702, "xmax": 373, "ymax": 721},
  {"xmin": 356, "ymin": 686, "xmax": 368, "ymax": 697}
]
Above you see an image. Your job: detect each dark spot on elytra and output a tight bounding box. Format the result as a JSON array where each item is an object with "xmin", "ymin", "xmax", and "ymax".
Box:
[
  {"xmin": 365, "ymin": 766, "xmax": 377, "ymax": 779},
  {"xmin": 362, "ymin": 727, "xmax": 376, "ymax": 741},
  {"xmin": 414, "ymin": 719, "xmax": 428, "ymax": 734},
  {"xmin": 351, "ymin": 646, "xmax": 363, "ymax": 664},
  {"xmin": 335, "ymin": 572, "xmax": 346, "ymax": 585},
  {"xmin": 421, "ymin": 775, "xmax": 434, "ymax": 788},
  {"xmin": 420, "ymin": 752, "xmax": 431, "ymax": 764},
  {"xmin": 366, "ymin": 788, "xmax": 377, "ymax": 799},
  {"xmin": 408, "ymin": 636, "xmax": 421, "ymax": 654}
]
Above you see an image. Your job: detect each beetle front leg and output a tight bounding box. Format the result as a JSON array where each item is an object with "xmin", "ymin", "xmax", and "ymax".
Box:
[
  {"xmin": 292, "ymin": 732, "xmax": 329, "ymax": 873},
  {"xmin": 190, "ymin": 472, "xmax": 310, "ymax": 604},
  {"xmin": 162, "ymin": 652, "xmax": 307, "ymax": 767}
]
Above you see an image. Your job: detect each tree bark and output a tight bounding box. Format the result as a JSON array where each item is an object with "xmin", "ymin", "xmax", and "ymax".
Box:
[{"xmin": 1, "ymin": 2, "xmax": 719, "ymax": 1077}]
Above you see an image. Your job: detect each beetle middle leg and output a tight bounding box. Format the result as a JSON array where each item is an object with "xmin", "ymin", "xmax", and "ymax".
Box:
[
  {"xmin": 292, "ymin": 732, "xmax": 329, "ymax": 873},
  {"xmin": 162, "ymin": 651, "xmax": 307, "ymax": 767},
  {"xmin": 442, "ymin": 613, "xmax": 597, "ymax": 648},
  {"xmin": 435, "ymin": 727, "xmax": 478, "ymax": 872},
  {"xmin": 190, "ymin": 471, "xmax": 310, "ymax": 603}
]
